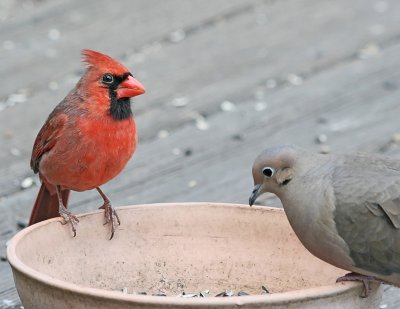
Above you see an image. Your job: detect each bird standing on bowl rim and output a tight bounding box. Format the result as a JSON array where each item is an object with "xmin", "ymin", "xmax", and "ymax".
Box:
[
  {"xmin": 249, "ymin": 144, "xmax": 400, "ymax": 297},
  {"xmin": 29, "ymin": 49, "xmax": 145, "ymax": 239}
]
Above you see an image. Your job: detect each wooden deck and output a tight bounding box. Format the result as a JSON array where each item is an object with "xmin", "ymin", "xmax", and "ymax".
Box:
[{"xmin": 1, "ymin": 0, "xmax": 400, "ymax": 307}]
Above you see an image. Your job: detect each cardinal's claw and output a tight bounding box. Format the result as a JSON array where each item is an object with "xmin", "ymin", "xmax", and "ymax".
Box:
[
  {"xmin": 59, "ymin": 207, "xmax": 79, "ymax": 237},
  {"xmin": 99, "ymin": 201, "xmax": 120, "ymax": 240}
]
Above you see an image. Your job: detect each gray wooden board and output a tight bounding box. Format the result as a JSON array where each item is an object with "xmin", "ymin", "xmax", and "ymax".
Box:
[
  {"xmin": 1, "ymin": 0, "xmax": 400, "ymax": 181},
  {"xmin": 1, "ymin": 0, "xmax": 400, "ymax": 307}
]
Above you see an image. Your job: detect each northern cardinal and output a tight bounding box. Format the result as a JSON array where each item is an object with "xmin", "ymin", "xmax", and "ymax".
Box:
[{"xmin": 29, "ymin": 49, "xmax": 145, "ymax": 239}]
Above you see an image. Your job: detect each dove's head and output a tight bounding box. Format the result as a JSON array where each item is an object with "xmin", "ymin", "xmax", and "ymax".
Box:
[{"xmin": 249, "ymin": 144, "xmax": 303, "ymax": 206}]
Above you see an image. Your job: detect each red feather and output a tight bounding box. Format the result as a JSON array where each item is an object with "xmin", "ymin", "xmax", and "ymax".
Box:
[{"xmin": 28, "ymin": 49, "xmax": 145, "ymax": 238}]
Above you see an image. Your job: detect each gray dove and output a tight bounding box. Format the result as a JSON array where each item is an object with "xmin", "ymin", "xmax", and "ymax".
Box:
[{"xmin": 249, "ymin": 144, "xmax": 400, "ymax": 296}]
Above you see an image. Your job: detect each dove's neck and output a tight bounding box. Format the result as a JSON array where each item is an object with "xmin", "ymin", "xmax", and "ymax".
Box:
[{"xmin": 278, "ymin": 154, "xmax": 354, "ymax": 270}]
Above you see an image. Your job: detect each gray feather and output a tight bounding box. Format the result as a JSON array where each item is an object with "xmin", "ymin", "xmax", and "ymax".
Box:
[{"xmin": 333, "ymin": 154, "xmax": 400, "ymax": 275}]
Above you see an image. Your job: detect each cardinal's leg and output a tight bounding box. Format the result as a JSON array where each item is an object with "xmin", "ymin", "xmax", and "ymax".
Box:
[
  {"xmin": 96, "ymin": 187, "xmax": 120, "ymax": 240},
  {"xmin": 56, "ymin": 185, "xmax": 79, "ymax": 237}
]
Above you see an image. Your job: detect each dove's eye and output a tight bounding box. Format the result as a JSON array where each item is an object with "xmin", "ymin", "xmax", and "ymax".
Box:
[{"xmin": 262, "ymin": 167, "xmax": 275, "ymax": 177}]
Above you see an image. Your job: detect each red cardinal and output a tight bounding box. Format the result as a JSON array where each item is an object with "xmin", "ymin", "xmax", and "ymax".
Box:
[{"xmin": 29, "ymin": 49, "xmax": 145, "ymax": 239}]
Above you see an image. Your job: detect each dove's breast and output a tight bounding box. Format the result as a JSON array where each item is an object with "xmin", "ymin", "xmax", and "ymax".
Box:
[{"xmin": 279, "ymin": 164, "xmax": 355, "ymax": 272}]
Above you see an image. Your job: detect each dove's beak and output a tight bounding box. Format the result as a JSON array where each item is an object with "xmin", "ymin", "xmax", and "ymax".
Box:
[{"xmin": 249, "ymin": 184, "xmax": 262, "ymax": 206}]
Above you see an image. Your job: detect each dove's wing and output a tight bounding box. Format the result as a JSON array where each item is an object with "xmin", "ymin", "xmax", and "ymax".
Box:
[{"xmin": 332, "ymin": 154, "xmax": 400, "ymax": 276}]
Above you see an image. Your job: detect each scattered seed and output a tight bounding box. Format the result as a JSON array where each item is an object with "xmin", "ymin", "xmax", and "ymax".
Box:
[
  {"xmin": 152, "ymin": 293, "xmax": 167, "ymax": 296},
  {"xmin": 319, "ymin": 145, "xmax": 331, "ymax": 154},
  {"xmin": 315, "ymin": 134, "xmax": 328, "ymax": 144},
  {"xmin": 225, "ymin": 290, "xmax": 234, "ymax": 296},
  {"xmin": 188, "ymin": 180, "xmax": 197, "ymax": 188},
  {"xmin": 216, "ymin": 290, "xmax": 234, "ymax": 297},
  {"xmin": 391, "ymin": 133, "xmax": 400, "ymax": 144},
  {"xmin": 157, "ymin": 130, "xmax": 169, "ymax": 139},
  {"xmin": 8, "ymin": 92, "xmax": 27, "ymax": 105},
  {"xmin": 2, "ymin": 299, "xmax": 14, "ymax": 306},
  {"xmin": 16, "ymin": 219, "xmax": 28, "ymax": 229},
  {"xmin": 121, "ymin": 287, "xmax": 128, "ymax": 294},
  {"xmin": 10, "ymin": 147, "xmax": 21, "ymax": 156},
  {"xmin": 261, "ymin": 285, "xmax": 270, "ymax": 294},
  {"xmin": 21, "ymin": 177, "xmax": 34, "ymax": 189},
  {"xmin": 48, "ymin": 28, "xmax": 61, "ymax": 41},
  {"xmin": 182, "ymin": 293, "xmax": 198, "ymax": 298},
  {"xmin": 195, "ymin": 116, "xmax": 210, "ymax": 131},
  {"xmin": 172, "ymin": 148, "xmax": 182, "ymax": 155},
  {"xmin": 199, "ymin": 290, "xmax": 209, "ymax": 297},
  {"xmin": 0, "ymin": 255, "xmax": 7, "ymax": 262},
  {"xmin": 169, "ymin": 29, "xmax": 186, "ymax": 43},
  {"xmin": 287, "ymin": 74, "xmax": 303, "ymax": 86},
  {"xmin": 358, "ymin": 43, "xmax": 380, "ymax": 59},
  {"xmin": 171, "ymin": 97, "xmax": 189, "ymax": 108},
  {"xmin": 136, "ymin": 291, "xmax": 147, "ymax": 295},
  {"xmin": 184, "ymin": 148, "xmax": 193, "ymax": 156},
  {"xmin": 48, "ymin": 81, "xmax": 59, "ymax": 91},
  {"xmin": 220, "ymin": 100, "xmax": 236, "ymax": 112},
  {"xmin": 232, "ymin": 134, "xmax": 243, "ymax": 141},
  {"xmin": 238, "ymin": 291, "xmax": 249, "ymax": 296}
]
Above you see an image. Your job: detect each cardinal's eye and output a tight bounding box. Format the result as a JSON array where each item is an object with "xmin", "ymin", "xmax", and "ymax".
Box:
[
  {"xmin": 102, "ymin": 73, "xmax": 114, "ymax": 84},
  {"xmin": 262, "ymin": 167, "xmax": 275, "ymax": 177}
]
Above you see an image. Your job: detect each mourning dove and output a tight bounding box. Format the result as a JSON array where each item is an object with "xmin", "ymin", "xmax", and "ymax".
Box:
[{"xmin": 249, "ymin": 144, "xmax": 400, "ymax": 296}]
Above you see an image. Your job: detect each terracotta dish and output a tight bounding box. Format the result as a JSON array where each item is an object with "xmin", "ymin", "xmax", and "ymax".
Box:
[{"xmin": 7, "ymin": 203, "xmax": 383, "ymax": 308}]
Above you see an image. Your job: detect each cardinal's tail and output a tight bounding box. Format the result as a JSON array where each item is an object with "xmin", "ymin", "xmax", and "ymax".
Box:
[{"xmin": 29, "ymin": 183, "xmax": 70, "ymax": 225}]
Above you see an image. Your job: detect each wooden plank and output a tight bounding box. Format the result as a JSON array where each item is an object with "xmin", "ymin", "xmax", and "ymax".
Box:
[
  {"xmin": 2, "ymin": 39, "xmax": 400, "ymax": 305},
  {"xmin": 0, "ymin": 0, "xmax": 254, "ymax": 98},
  {"xmin": 1, "ymin": 0, "xmax": 400, "ymax": 195},
  {"xmin": 2, "ymin": 38, "xmax": 400, "ymax": 218}
]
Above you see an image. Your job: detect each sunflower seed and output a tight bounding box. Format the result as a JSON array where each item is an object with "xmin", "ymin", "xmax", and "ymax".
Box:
[
  {"xmin": 261, "ymin": 285, "xmax": 270, "ymax": 294},
  {"xmin": 220, "ymin": 100, "xmax": 236, "ymax": 112},
  {"xmin": 169, "ymin": 29, "xmax": 186, "ymax": 43},
  {"xmin": 287, "ymin": 74, "xmax": 303, "ymax": 86},
  {"xmin": 171, "ymin": 97, "xmax": 189, "ymax": 108},
  {"xmin": 48, "ymin": 28, "xmax": 61, "ymax": 41},
  {"xmin": 315, "ymin": 134, "xmax": 328, "ymax": 144},
  {"xmin": 21, "ymin": 177, "xmax": 34, "ymax": 189}
]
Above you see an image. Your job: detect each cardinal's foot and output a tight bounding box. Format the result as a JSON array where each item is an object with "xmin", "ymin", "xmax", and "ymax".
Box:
[
  {"xmin": 99, "ymin": 201, "xmax": 120, "ymax": 240},
  {"xmin": 59, "ymin": 207, "xmax": 79, "ymax": 237},
  {"xmin": 336, "ymin": 272, "xmax": 385, "ymax": 298}
]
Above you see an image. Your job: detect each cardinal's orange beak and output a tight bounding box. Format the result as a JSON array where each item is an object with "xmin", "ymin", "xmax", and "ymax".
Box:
[{"xmin": 116, "ymin": 75, "xmax": 145, "ymax": 99}]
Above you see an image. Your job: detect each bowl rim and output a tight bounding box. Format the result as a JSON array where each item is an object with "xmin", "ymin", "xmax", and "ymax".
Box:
[{"xmin": 7, "ymin": 202, "xmax": 362, "ymax": 306}]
